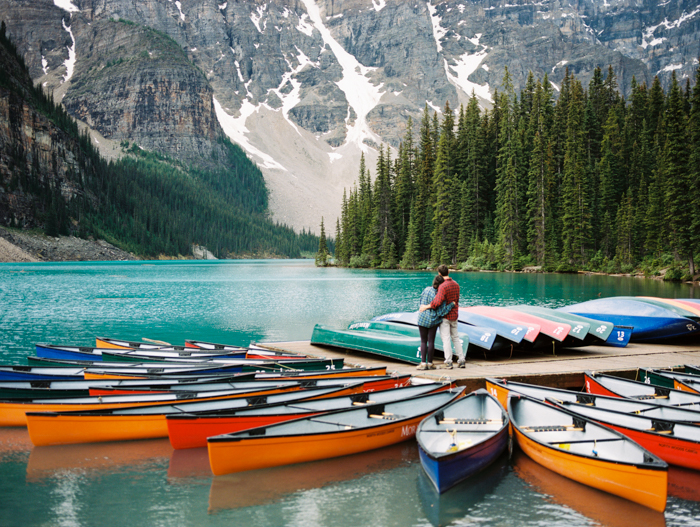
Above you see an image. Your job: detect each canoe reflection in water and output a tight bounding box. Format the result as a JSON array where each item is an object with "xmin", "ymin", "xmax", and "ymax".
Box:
[
  {"xmin": 207, "ymin": 442, "xmax": 417, "ymax": 512},
  {"xmin": 167, "ymin": 447, "xmax": 212, "ymax": 479},
  {"xmin": 668, "ymin": 465, "xmax": 700, "ymax": 502},
  {"xmin": 417, "ymin": 452, "xmax": 509, "ymax": 527},
  {"xmin": 0, "ymin": 428, "xmax": 33, "ymax": 461},
  {"xmin": 26, "ymin": 438, "xmax": 172, "ymax": 481},
  {"xmin": 512, "ymin": 450, "xmax": 666, "ymax": 527}
]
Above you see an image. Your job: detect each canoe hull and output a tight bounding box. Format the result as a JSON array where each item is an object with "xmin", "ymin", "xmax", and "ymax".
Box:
[
  {"xmin": 419, "ymin": 426, "xmax": 508, "ymax": 493},
  {"xmin": 27, "ymin": 413, "xmax": 167, "ymax": 446},
  {"xmin": 207, "ymin": 416, "xmax": 423, "ymax": 476},
  {"xmin": 168, "ymin": 412, "xmax": 324, "ymax": 449},
  {"xmin": 512, "ymin": 423, "xmax": 667, "ymax": 512}
]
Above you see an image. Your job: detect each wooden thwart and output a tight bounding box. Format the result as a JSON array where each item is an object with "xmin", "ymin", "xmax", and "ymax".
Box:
[
  {"xmin": 439, "ymin": 418, "xmax": 503, "ymax": 425},
  {"xmin": 522, "ymin": 424, "xmax": 584, "ymax": 433}
]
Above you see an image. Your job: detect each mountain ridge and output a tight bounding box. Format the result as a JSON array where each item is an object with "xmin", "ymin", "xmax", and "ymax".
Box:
[{"xmin": 1, "ymin": 0, "xmax": 698, "ymax": 233}]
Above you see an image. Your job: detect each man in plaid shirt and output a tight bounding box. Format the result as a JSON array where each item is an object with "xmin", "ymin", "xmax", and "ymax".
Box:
[{"xmin": 419, "ymin": 264, "xmax": 465, "ymax": 368}]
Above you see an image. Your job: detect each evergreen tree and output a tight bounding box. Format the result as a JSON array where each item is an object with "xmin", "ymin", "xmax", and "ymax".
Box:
[
  {"xmin": 560, "ymin": 78, "xmax": 592, "ymax": 267},
  {"xmin": 663, "ymin": 72, "xmax": 694, "ymax": 274},
  {"xmin": 494, "ymin": 67, "xmax": 522, "ymax": 266},
  {"xmin": 315, "ymin": 217, "xmax": 329, "ymax": 266}
]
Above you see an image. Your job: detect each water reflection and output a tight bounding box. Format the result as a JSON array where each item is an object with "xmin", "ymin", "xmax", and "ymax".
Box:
[
  {"xmin": 207, "ymin": 442, "xmax": 416, "ymax": 512},
  {"xmin": 512, "ymin": 450, "xmax": 666, "ymax": 527},
  {"xmin": 27, "ymin": 438, "xmax": 172, "ymax": 481},
  {"xmin": 668, "ymin": 466, "xmax": 700, "ymax": 502},
  {"xmin": 168, "ymin": 447, "xmax": 212, "ymax": 480},
  {"xmin": 417, "ymin": 452, "xmax": 510, "ymax": 527}
]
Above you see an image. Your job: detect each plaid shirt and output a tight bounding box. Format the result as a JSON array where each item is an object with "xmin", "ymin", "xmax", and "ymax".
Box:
[
  {"xmin": 430, "ymin": 278, "xmax": 460, "ymax": 320},
  {"xmin": 417, "ymin": 286, "xmax": 454, "ymax": 328}
]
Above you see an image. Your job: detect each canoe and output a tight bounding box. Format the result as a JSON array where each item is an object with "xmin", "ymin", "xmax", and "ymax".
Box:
[
  {"xmin": 634, "ymin": 297, "xmax": 700, "ymax": 321},
  {"xmin": 0, "ymin": 375, "xmax": 263, "ymax": 400},
  {"xmin": 485, "ymin": 377, "xmax": 700, "ymax": 424},
  {"xmin": 88, "ymin": 374, "xmax": 411, "ymax": 397},
  {"xmin": 513, "ymin": 450, "xmax": 667, "ymax": 527},
  {"xmin": 508, "ymin": 393, "xmax": 668, "ymax": 512},
  {"xmin": 0, "ymin": 365, "xmax": 88, "ymax": 381},
  {"xmin": 467, "ymin": 306, "xmax": 571, "ymax": 343},
  {"xmin": 416, "ymin": 388, "xmax": 509, "ymax": 493},
  {"xmin": 456, "ymin": 309, "xmax": 528, "ymax": 344},
  {"xmin": 35, "ymin": 344, "xmax": 248, "ymax": 362},
  {"xmin": 25, "ymin": 384, "xmax": 363, "ymax": 445},
  {"xmin": 584, "ymin": 371, "xmax": 700, "ymax": 407},
  {"xmin": 167, "ymin": 383, "xmax": 449, "ymax": 449},
  {"xmin": 183, "ymin": 339, "xmax": 252, "ymax": 352},
  {"xmin": 509, "ymin": 305, "xmax": 593, "ymax": 342},
  {"xmin": 207, "ymin": 387, "xmax": 466, "ymax": 476},
  {"xmin": 637, "ymin": 367, "xmax": 699, "ymax": 390},
  {"xmin": 370, "ymin": 313, "xmax": 500, "ymax": 352},
  {"xmin": 184, "ymin": 340, "xmax": 305, "ymax": 359},
  {"xmin": 26, "ymin": 356, "xmax": 246, "ymax": 375},
  {"xmin": 95, "ymin": 337, "xmax": 179, "ymax": 349},
  {"xmin": 97, "ymin": 351, "xmax": 345, "ymax": 372},
  {"xmin": 559, "ymin": 297, "xmax": 700, "ymax": 341},
  {"xmin": 1, "ymin": 384, "xmax": 304, "ymax": 427},
  {"xmin": 417, "ymin": 452, "xmax": 508, "ymax": 525},
  {"xmin": 311, "ymin": 323, "xmax": 469, "ymax": 364},
  {"xmin": 460, "ymin": 306, "xmax": 541, "ymax": 344},
  {"xmin": 551, "ymin": 397, "xmax": 700, "ymax": 470}
]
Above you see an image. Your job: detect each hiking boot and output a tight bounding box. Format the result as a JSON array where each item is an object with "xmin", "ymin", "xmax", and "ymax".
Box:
[
  {"xmin": 443, "ymin": 361, "xmax": 453, "ymax": 369},
  {"xmin": 457, "ymin": 360, "xmax": 466, "ymax": 368},
  {"xmin": 416, "ymin": 363, "xmax": 427, "ymax": 370},
  {"xmin": 427, "ymin": 363, "xmax": 436, "ymax": 370}
]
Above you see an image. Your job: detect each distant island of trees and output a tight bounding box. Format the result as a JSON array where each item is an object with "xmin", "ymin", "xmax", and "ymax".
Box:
[{"xmin": 327, "ymin": 64, "xmax": 700, "ymax": 281}]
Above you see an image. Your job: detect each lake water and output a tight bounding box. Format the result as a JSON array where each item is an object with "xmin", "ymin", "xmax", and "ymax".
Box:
[{"xmin": 1, "ymin": 260, "xmax": 700, "ymax": 526}]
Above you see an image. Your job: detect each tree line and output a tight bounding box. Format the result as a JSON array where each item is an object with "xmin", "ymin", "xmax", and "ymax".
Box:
[
  {"xmin": 332, "ymin": 64, "xmax": 700, "ymax": 279},
  {"xmin": 1, "ymin": 22, "xmax": 319, "ymax": 259}
]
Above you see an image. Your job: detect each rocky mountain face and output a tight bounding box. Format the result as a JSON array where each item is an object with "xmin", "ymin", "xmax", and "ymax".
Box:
[
  {"xmin": 0, "ymin": 32, "xmax": 89, "ymax": 229},
  {"xmin": 1, "ymin": 0, "xmax": 698, "ymax": 233}
]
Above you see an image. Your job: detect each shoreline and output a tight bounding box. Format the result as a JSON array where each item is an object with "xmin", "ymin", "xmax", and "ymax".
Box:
[{"xmin": 0, "ymin": 227, "xmax": 137, "ymax": 263}]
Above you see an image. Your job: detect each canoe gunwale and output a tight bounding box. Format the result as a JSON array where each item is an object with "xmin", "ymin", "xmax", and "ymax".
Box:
[{"xmin": 207, "ymin": 388, "xmax": 466, "ymax": 444}]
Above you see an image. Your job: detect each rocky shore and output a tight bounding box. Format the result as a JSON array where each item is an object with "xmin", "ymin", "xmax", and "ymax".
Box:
[{"xmin": 0, "ymin": 227, "xmax": 137, "ymax": 263}]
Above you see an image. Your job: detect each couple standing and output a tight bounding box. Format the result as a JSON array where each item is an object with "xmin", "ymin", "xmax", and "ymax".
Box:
[{"xmin": 416, "ymin": 264, "xmax": 465, "ymax": 370}]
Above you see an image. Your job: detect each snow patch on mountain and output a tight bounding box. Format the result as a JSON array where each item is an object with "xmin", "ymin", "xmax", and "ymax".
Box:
[
  {"xmin": 214, "ymin": 97, "xmax": 288, "ymax": 171},
  {"xmin": 299, "ymin": 0, "xmax": 384, "ymax": 151}
]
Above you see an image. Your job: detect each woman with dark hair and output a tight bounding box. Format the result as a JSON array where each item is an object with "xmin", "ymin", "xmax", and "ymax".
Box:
[{"xmin": 416, "ymin": 275, "xmax": 454, "ymax": 370}]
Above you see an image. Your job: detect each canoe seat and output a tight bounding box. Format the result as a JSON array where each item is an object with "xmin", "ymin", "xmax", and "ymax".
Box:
[
  {"xmin": 522, "ymin": 425, "xmax": 583, "ymax": 433},
  {"xmin": 438, "ymin": 418, "xmax": 503, "ymax": 426}
]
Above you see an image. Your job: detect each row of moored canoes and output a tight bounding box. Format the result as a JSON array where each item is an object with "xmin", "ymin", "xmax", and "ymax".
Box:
[
  {"xmin": 311, "ymin": 296, "xmax": 700, "ymax": 364},
  {"xmin": 6, "ymin": 335, "xmax": 700, "ymax": 514}
]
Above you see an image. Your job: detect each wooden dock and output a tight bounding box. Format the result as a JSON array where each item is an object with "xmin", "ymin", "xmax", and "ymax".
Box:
[{"xmin": 260, "ymin": 340, "xmax": 700, "ymax": 392}]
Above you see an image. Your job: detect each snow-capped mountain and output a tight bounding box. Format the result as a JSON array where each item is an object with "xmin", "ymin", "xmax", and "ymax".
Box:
[{"xmin": 2, "ymin": 0, "xmax": 698, "ymax": 233}]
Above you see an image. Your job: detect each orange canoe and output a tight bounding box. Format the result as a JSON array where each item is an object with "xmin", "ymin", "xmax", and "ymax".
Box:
[
  {"xmin": 25, "ymin": 384, "xmax": 361, "ymax": 445},
  {"xmin": 168, "ymin": 383, "xmax": 449, "ymax": 449},
  {"xmin": 207, "ymin": 388, "xmax": 465, "ymax": 476},
  {"xmin": 508, "ymin": 394, "xmax": 668, "ymax": 512},
  {"xmin": 3, "ymin": 384, "xmax": 302, "ymax": 427}
]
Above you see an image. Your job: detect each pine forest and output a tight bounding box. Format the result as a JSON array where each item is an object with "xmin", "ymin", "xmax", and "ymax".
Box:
[{"xmin": 332, "ymin": 65, "xmax": 700, "ymax": 280}]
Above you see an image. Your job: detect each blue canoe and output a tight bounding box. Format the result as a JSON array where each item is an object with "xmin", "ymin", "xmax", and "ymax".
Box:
[
  {"xmin": 417, "ymin": 388, "xmax": 509, "ymax": 493},
  {"xmin": 559, "ymin": 298, "xmax": 700, "ymax": 342},
  {"xmin": 372, "ymin": 312, "xmax": 501, "ymax": 352}
]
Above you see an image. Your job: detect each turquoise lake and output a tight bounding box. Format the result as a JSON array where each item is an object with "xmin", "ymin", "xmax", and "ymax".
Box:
[{"xmin": 1, "ymin": 259, "xmax": 699, "ymax": 526}]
